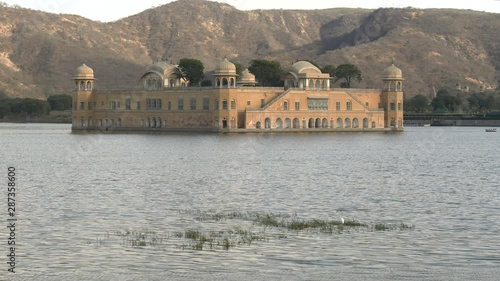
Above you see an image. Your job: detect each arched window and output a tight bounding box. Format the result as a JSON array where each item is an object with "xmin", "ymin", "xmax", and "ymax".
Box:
[
  {"xmin": 337, "ymin": 118, "xmax": 343, "ymax": 128},
  {"xmin": 86, "ymin": 81, "xmax": 92, "ymax": 90},
  {"xmin": 293, "ymin": 118, "xmax": 300, "ymax": 128},
  {"xmin": 170, "ymin": 79, "xmax": 175, "ymax": 87},
  {"xmin": 372, "ymin": 121, "xmax": 376, "ymax": 128},
  {"xmin": 322, "ymin": 80, "xmax": 327, "ymax": 89},
  {"xmin": 315, "ymin": 80, "xmax": 321, "ymax": 89},
  {"xmin": 309, "ymin": 79, "xmax": 314, "ymax": 89},
  {"xmin": 363, "ymin": 118, "xmax": 369, "ymax": 128},
  {"xmin": 156, "ymin": 118, "xmax": 161, "ymax": 128},
  {"xmin": 322, "ymin": 118, "xmax": 328, "ymax": 128},
  {"xmin": 151, "ymin": 117, "xmax": 156, "ymax": 128},
  {"xmin": 265, "ymin": 118, "xmax": 271, "ymax": 129},
  {"xmin": 308, "ymin": 118, "xmax": 314, "ymax": 128},
  {"xmin": 230, "ymin": 78, "xmax": 235, "ymax": 87},
  {"xmin": 276, "ymin": 118, "xmax": 283, "ymax": 129},
  {"xmin": 345, "ymin": 118, "xmax": 351, "ymax": 128},
  {"xmin": 231, "ymin": 99, "xmax": 236, "ymax": 109},
  {"xmin": 222, "ymin": 78, "xmax": 228, "ymax": 87},
  {"xmin": 397, "ymin": 81, "xmax": 402, "ymax": 91},
  {"xmin": 117, "ymin": 118, "xmax": 122, "ymax": 127},
  {"xmin": 80, "ymin": 81, "xmax": 85, "ymax": 90},
  {"xmin": 315, "ymin": 118, "xmax": 321, "ymax": 128},
  {"xmin": 353, "ymin": 118, "xmax": 359, "ymax": 128},
  {"xmin": 284, "ymin": 118, "xmax": 291, "ymax": 129},
  {"xmin": 256, "ymin": 121, "xmax": 261, "ymax": 129}
]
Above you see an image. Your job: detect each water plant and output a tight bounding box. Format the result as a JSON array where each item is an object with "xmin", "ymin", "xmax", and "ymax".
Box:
[{"xmin": 88, "ymin": 210, "xmax": 414, "ymax": 252}]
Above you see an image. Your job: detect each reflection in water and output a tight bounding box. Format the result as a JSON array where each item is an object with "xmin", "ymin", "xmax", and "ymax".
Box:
[{"xmin": 1, "ymin": 124, "xmax": 500, "ymax": 280}]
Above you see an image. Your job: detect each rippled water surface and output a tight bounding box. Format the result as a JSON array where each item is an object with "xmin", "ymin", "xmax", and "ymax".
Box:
[{"xmin": 1, "ymin": 123, "xmax": 500, "ymax": 280}]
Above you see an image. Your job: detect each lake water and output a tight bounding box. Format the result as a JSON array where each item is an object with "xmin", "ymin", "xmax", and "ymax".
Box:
[{"xmin": 1, "ymin": 123, "xmax": 500, "ymax": 280}]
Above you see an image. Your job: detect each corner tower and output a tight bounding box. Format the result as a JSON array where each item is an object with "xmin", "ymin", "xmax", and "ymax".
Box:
[
  {"xmin": 72, "ymin": 64, "xmax": 95, "ymax": 130},
  {"xmin": 381, "ymin": 64, "xmax": 404, "ymax": 130}
]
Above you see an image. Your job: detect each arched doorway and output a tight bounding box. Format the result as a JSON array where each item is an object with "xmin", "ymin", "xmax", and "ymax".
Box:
[
  {"xmin": 293, "ymin": 118, "xmax": 300, "ymax": 128},
  {"xmin": 363, "ymin": 118, "xmax": 369, "ymax": 128},
  {"xmin": 284, "ymin": 118, "xmax": 291, "ymax": 129},
  {"xmin": 308, "ymin": 118, "xmax": 315, "ymax": 128},
  {"xmin": 276, "ymin": 118, "xmax": 283, "ymax": 129},
  {"xmin": 345, "ymin": 118, "xmax": 351, "ymax": 128},
  {"xmin": 372, "ymin": 121, "xmax": 376, "ymax": 128},
  {"xmin": 337, "ymin": 118, "xmax": 343, "ymax": 128},
  {"xmin": 256, "ymin": 121, "xmax": 261, "ymax": 129},
  {"xmin": 315, "ymin": 118, "xmax": 321, "ymax": 128},
  {"xmin": 322, "ymin": 118, "xmax": 328, "ymax": 128},
  {"xmin": 353, "ymin": 118, "xmax": 359, "ymax": 128},
  {"xmin": 265, "ymin": 118, "xmax": 271, "ymax": 128}
]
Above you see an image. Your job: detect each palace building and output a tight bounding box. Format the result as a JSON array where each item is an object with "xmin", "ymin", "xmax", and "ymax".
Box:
[{"xmin": 71, "ymin": 59, "xmax": 404, "ymax": 132}]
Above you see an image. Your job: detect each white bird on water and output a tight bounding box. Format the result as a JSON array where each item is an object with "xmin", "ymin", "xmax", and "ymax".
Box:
[{"xmin": 340, "ymin": 216, "xmax": 344, "ymax": 224}]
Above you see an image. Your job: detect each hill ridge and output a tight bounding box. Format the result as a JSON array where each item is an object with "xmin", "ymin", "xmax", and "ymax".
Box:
[{"xmin": 0, "ymin": 0, "xmax": 498, "ymax": 99}]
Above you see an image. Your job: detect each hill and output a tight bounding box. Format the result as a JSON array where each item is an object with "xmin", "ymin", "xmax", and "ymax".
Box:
[{"xmin": 0, "ymin": 0, "xmax": 498, "ymax": 99}]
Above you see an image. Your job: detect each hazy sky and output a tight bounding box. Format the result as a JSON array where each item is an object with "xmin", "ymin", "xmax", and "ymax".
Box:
[{"xmin": 2, "ymin": 0, "xmax": 499, "ymax": 22}]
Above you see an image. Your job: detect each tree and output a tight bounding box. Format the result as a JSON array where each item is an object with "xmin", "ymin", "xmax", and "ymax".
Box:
[
  {"xmin": 0, "ymin": 100, "xmax": 12, "ymax": 118},
  {"xmin": 48, "ymin": 94, "xmax": 72, "ymax": 111},
  {"xmin": 178, "ymin": 58, "xmax": 205, "ymax": 86},
  {"xmin": 248, "ymin": 59, "xmax": 282, "ymax": 86},
  {"xmin": 467, "ymin": 93, "xmax": 496, "ymax": 113},
  {"xmin": 407, "ymin": 94, "xmax": 430, "ymax": 113},
  {"xmin": 233, "ymin": 62, "xmax": 244, "ymax": 80},
  {"xmin": 431, "ymin": 89, "xmax": 462, "ymax": 113},
  {"xmin": 334, "ymin": 64, "xmax": 362, "ymax": 88},
  {"xmin": 322, "ymin": 65, "xmax": 336, "ymax": 78}
]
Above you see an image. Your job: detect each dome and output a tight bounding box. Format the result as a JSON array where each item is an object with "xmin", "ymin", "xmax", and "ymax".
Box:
[
  {"xmin": 238, "ymin": 69, "xmax": 257, "ymax": 85},
  {"xmin": 290, "ymin": 61, "xmax": 321, "ymax": 75},
  {"xmin": 215, "ymin": 58, "xmax": 236, "ymax": 75},
  {"xmin": 74, "ymin": 64, "xmax": 94, "ymax": 79},
  {"xmin": 146, "ymin": 61, "xmax": 178, "ymax": 77},
  {"xmin": 240, "ymin": 69, "xmax": 255, "ymax": 81},
  {"xmin": 383, "ymin": 64, "xmax": 403, "ymax": 79}
]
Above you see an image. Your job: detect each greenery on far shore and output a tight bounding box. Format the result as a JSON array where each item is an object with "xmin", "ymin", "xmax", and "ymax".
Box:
[
  {"xmin": 0, "ymin": 94, "xmax": 71, "ymax": 119},
  {"xmin": 86, "ymin": 210, "xmax": 414, "ymax": 251},
  {"xmin": 405, "ymin": 89, "xmax": 500, "ymax": 114}
]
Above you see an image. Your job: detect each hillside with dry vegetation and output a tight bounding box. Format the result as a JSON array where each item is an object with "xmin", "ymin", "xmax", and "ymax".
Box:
[{"xmin": 0, "ymin": 0, "xmax": 498, "ymax": 99}]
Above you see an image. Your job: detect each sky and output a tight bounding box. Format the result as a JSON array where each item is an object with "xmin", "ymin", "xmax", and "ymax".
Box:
[{"xmin": 2, "ymin": 0, "xmax": 499, "ymax": 22}]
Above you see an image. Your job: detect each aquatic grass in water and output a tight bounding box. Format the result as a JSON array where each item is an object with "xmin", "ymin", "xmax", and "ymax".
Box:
[{"xmin": 88, "ymin": 210, "xmax": 414, "ymax": 251}]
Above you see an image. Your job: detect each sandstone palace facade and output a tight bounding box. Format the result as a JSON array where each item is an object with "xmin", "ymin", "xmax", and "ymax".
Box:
[{"xmin": 71, "ymin": 59, "xmax": 404, "ymax": 132}]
